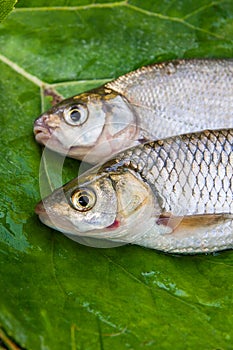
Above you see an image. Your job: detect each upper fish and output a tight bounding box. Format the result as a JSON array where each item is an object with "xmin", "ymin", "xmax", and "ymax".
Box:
[
  {"xmin": 34, "ymin": 59, "xmax": 233, "ymax": 163},
  {"xmin": 35, "ymin": 128, "xmax": 233, "ymax": 254}
]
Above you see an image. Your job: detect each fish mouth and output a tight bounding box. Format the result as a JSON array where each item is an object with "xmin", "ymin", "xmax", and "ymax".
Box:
[
  {"xmin": 33, "ymin": 114, "xmax": 80, "ymax": 155},
  {"xmin": 34, "ymin": 126, "xmax": 51, "ymax": 143},
  {"xmin": 35, "ymin": 201, "xmax": 46, "ymax": 215},
  {"xmin": 34, "ymin": 114, "xmax": 52, "ymax": 143}
]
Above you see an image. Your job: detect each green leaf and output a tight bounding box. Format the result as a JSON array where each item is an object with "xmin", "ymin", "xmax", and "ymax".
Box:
[
  {"xmin": 1, "ymin": 1, "xmax": 233, "ymax": 349},
  {"xmin": 0, "ymin": 0, "xmax": 17, "ymax": 23}
]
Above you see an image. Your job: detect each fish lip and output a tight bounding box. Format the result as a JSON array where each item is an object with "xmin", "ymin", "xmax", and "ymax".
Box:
[
  {"xmin": 34, "ymin": 115, "xmax": 52, "ymax": 143},
  {"xmin": 35, "ymin": 201, "xmax": 46, "ymax": 215},
  {"xmin": 34, "ymin": 124, "xmax": 51, "ymax": 136}
]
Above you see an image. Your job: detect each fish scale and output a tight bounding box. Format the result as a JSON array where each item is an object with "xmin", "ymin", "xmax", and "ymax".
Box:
[
  {"xmin": 107, "ymin": 59, "xmax": 233, "ymax": 138},
  {"xmin": 115, "ymin": 129, "xmax": 233, "ymax": 216}
]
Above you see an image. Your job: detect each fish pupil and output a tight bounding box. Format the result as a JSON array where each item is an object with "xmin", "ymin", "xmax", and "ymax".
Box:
[
  {"xmin": 78, "ymin": 195, "xmax": 89, "ymax": 207},
  {"xmin": 70, "ymin": 109, "xmax": 81, "ymax": 122}
]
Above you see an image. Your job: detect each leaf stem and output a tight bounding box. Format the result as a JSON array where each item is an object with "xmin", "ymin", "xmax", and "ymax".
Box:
[{"xmin": 0, "ymin": 328, "xmax": 23, "ymax": 350}]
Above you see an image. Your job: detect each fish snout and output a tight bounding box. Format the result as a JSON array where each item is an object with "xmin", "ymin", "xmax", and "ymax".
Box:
[
  {"xmin": 35, "ymin": 200, "xmax": 46, "ymax": 215},
  {"xmin": 34, "ymin": 113, "xmax": 51, "ymax": 142}
]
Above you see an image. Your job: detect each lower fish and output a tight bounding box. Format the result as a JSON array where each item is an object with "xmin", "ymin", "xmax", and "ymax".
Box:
[
  {"xmin": 35, "ymin": 129, "xmax": 233, "ymax": 254},
  {"xmin": 34, "ymin": 59, "xmax": 233, "ymax": 163}
]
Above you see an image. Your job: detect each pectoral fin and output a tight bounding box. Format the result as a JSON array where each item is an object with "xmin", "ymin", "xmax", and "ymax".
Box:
[{"xmin": 156, "ymin": 213, "xmax": 233, "ymax": 236}]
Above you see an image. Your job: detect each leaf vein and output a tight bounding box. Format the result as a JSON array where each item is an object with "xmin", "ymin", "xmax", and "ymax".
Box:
[
  {"xmin": 52, "ymin": 78, "xmax": 111, "ymax": 88},
  {"xmin": 183, "ymin": 0, "xmax": 224, "ymax": 20},
  {"xmin": 125, "ymin": 3, "xmax": 226, "ymax": 40},
  {"xmin": 14, "ymin": 1, "xmax": 127, "ymax": 12},
  {"xmin": 0, "ymin": 54, "xmax": 47, "ymax": 88},
  {"xmin": 13, "ymin": 0, "xmax": 226, "ymax": 40},
  {"xmin": 102, "ymin": 253, "xmax": 213, "ymax": 318},
  {"xmin": 50, "ymin": 235, "xmax": 67, "ymax": 298}
]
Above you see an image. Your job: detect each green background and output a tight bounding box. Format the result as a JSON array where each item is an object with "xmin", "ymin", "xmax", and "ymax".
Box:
[{"xmin": 1, "ymin": 0, "xmax": 233, "ymax": 349}]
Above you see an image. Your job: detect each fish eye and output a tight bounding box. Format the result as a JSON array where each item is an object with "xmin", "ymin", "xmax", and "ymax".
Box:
[
  {"xmin": 70, "ymin": 188, "xmax": 96, "ymax": 212},
  {"xmin": 64, "ymin": 105, "xmax": 88, "ymax": 126}
]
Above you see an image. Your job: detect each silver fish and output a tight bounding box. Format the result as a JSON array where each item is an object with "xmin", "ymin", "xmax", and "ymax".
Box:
[
  {"xmin": 34, "ymin": 59, "xmax": 233, "ymax": 163},
  {"xmin": 35, "ymin": 129, "xmax": 233, "ymax": 254}
]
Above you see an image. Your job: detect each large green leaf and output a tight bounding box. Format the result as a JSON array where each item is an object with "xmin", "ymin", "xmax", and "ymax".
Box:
[{"xmin": 1, "ymin": 1, "xmax": 233, "ymax": 349}]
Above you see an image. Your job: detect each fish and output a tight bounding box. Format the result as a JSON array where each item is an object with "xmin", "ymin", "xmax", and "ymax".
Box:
[
  {"xmin": 35, "ymin": 129, "xmax": 233, "ymax": 254},
  {"xmin": 34, "ymin": 59, "xmax": 233, "ymax": 163}
]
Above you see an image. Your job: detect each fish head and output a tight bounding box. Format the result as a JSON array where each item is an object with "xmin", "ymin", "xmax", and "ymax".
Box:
[
  {"xmin": 34, "ymin": 87, "xmax": 139, "ymax": 163},
  {"xmin": 35, "ymin": 165, "xmax": 157, "ymax": 247}
]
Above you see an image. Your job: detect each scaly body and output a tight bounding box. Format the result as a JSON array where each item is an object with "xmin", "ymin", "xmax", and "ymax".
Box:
[
  {"xmin": 34, "ymin": 59, "xmax": 233, "ymax": 163},
  {"xmin": 35, "ymin": 129, "xmax": 233, "ymax": 254}
]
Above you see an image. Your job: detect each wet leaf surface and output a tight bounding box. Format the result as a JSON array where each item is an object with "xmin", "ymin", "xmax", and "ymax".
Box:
[{"xmin": 0, "ymin": 0, "xmax": 233, "ymax": 349}]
